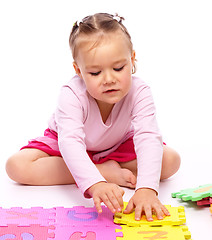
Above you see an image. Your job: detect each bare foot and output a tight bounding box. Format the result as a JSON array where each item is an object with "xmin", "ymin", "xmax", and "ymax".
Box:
[{"xmin": 96, "ymin": 160, "xmax": 137, "ymax": 188}]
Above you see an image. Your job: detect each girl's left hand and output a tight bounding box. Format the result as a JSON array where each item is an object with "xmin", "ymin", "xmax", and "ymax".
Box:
[{"xmin": 123, "ymin": 188, "xmax": 170, "ymax": 221}]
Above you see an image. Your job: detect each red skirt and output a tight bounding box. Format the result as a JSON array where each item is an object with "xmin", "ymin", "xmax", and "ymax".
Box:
[{"xmin": 21, "ymin": 128, "xmax": 137, "ymax": 164}]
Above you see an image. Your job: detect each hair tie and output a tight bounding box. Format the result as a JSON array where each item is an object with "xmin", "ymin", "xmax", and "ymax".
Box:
[
  {"xmin": 73, "ymin": 21, "xmax": 78, "ymax": 27},
  {"xmin": 73, "ymin": 17, "xmax": 84, "ymax": 27},
  {"xmin": 113, "ymin": 13, "xmax": 125, "ymax": 23}
]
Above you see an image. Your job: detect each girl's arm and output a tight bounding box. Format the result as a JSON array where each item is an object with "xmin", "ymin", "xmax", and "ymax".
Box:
[
  {"xmin": 55, "ymin": 86, "xmax": 106, "ymax": 197},
  {"xmin": 54, "ymin": 84, "xmax": 124, "ymax": 214},
  {"xmin": 130, "ymin": 83, "xmax": 167, "ymax": 220},
  {"xmin": 132, "ymin": 84, "xmax": 163, "ymax": 194}
]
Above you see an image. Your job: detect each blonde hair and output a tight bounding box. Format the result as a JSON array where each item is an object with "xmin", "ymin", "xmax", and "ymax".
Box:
[{"xmin": 69, "ymin": 13, "xmax": 136, "ymax": 73}]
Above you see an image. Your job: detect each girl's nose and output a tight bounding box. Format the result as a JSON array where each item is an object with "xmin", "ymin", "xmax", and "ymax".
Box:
[{"xmin": 103, "ymin": 72, "xmax": 116, "ymax": 85}]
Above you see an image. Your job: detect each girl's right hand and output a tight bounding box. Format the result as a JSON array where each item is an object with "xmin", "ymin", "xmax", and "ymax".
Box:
[{"xmin": 87, "ymin": 182, "xmax": 125, "ymax": 214}]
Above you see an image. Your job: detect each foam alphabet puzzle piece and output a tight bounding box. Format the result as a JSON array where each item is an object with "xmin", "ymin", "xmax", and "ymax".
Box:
[
  {"xmin": 172, "ymin": 184, "xmax": 212, "ymax": 201},
  {"xmin": 0, "ymin": 208, "xmax": 55, "ymax": 227},
  {"xmin": 210, "ymin": 204, "xmax": 212, "ymax": 214},
  {"xmin": 114, "ymin": 203, "xmax": 186, "ymax": 227},
  {"xmin": 196, "ymin": 197, "xmax": 212, "ymax": 206},
  {"xmin": 0, "ymin": 224, "xmax": 55, "ymax": 240},
  {"xmin": 54, "ymin": 206, "xmax": 115, "ymax": 227},
  {"xmin": 53, "ymin": 225, "xmax": 123, "ymax": 240},
  {"xmin": 116, "ymin": 225, "xmax": 191, "ymax": 240}
]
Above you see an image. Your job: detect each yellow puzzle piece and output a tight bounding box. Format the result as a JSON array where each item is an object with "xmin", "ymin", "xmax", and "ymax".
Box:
[
  {"xmin": 114, "ymin": 202, "xmax": 186, "ymax": 227},
  {"xmin": 116, "ymin": 225, "xmax": 191, "ymax": 240}
]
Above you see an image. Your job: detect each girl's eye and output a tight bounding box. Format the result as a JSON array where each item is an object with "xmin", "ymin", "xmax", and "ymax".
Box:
[
  {"xmin": 90, "ymin": 71, "xmax": 101, "ymax": 76},
  {"xmin": 114, "ymin": 66, "xmax": 124, "ymax": 71}
]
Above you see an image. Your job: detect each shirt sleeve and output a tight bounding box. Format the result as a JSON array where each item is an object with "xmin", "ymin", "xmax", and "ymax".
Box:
[
  {"xmin": 55, "ymin": 86, "xmax": 106, "ymax": 198},
  {"xmin": 132, "ymin": 84, "xmax": 163, "ymax": 194}
]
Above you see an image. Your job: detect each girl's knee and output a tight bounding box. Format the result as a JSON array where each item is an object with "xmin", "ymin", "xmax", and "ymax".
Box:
[
  {"xmin": 168, "ymin": 149, "xmax": 181, "ymax": 168},
  {"xmin": 161, "ymin": 147, "xmax": 181, "ymax": 180},
  {"xmin": 5, "ymin": 151, "xmax": 33, "ymax": 184},
  {"xmin": 6, "ymin": 149, "xmax": 49, "ymax": 184},
  {"xmin": 6, "ymin": 154, "xmax": 23, "ymax": 183}
]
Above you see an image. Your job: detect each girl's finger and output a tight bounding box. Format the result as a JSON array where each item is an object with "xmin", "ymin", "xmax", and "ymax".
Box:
[
  {"xmin": 102, "ymin": 195, "xmax": 116, "ymax": 213},
  {"xmin": 153, "ymin": 203, "xmax": 170, "ymax": 220},
  {"xmin": 123, "ymin": 199, "xmax": 134, "ymax": 214},
  {"xmin": 162, "ymin": 205, "xmax": 170, "ymax": 216},
  {"xmin": 134, "ymin": 205, "xmax": 144, "ymax": 221},
  {"xmin": 112, "ymin": 188, "xmax": 124, "ymax": 211},
  {"xmin": 154, "ymin": 206, "xmax": 164, "ymax": 220},
  {"xmin": 106, "ymin": 191, "xmax": 122, "ymax": 212},
  {"xmin": 143, "ymin": 205, "xmax": 153, "ymax": 221},
  {"xmin": 93, "ymin": 196, "xmax": 103, "ymax": 213}
]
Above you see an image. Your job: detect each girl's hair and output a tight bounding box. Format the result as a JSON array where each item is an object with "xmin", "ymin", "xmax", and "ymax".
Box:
[{"xmin": 69, "ymin": 13, "xmax": 135, "ymax": 72}]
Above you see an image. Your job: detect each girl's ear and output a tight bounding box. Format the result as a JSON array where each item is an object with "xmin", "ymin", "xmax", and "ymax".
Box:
[
  {"xmin": 73, "ymin": 61, "xmax": 82, "ymax": 78},
  {"xmin": 131, "ymin": 50, "xmax": 136, "ymax": 74},
  {"xmin": 131, "ymin": 50, "xmax": 136, "ymax": 65}
]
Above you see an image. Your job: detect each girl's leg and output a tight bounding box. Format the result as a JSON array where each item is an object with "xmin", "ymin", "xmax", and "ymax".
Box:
[
  {"xmin": 6, "ymin": 149, "xmax": 75, "ymax": 185},
  {"xmin": 119, "ymin": 145, "xmax": 181, "ymax": 180},
  {"xmin": 95, "ymin": 160, "xmax": 136, "ymax": 188},
  {"xmin": 5, "ymin": 145, "xmax": 180, "ymax": 187},
  {"xmin": 160, "ymin": 145, "xmax": 181, "ymax": 180},
  {"xmin": 5, "ymin": 149, "xmax": 136, "ymax": 188}
]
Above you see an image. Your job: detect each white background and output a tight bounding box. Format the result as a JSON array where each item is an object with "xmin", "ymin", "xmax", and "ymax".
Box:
[{"xmin": 0, "ymin": 0, "xmax": 212, "ymax": 239}]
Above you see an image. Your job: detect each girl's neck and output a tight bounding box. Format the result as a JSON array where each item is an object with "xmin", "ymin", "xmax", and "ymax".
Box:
[{"xmin": 96, "ymin": 100, "xmax": 115, "ymax": 124}]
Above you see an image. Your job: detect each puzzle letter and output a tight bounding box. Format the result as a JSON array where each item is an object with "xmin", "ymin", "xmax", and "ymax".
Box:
[
  {"xmin": 138, "ymin": 230, "xmax": 168, "ymax": 239},
  {"xmin": 0, "ymin": 234, "xmax": 16, "ymax": 240},
  {"xmin": 69, "ymin": 231, "xmax": 96, "ymax": 240},
  {"xmin": 67, "ymin": 210, "xmax": 98, "ymax": 222}
]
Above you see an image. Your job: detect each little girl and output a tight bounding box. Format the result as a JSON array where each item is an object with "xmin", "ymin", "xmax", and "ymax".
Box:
[{"xmin": 6, "ymin": 13, "xmax": 180, "ymax": 221}]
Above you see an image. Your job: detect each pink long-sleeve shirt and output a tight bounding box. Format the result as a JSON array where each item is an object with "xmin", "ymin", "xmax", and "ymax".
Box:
[{"xmin": 48, "ymin": 75, "xmax": 163, "ymax": 197}]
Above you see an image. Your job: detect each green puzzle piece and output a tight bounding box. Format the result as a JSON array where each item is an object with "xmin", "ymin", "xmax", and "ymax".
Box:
[{"xmin": 172, "ymin": 184, "xmax": 212, "ymax": 201}]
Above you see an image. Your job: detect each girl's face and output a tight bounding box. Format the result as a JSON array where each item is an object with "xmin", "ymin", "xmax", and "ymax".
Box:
[{"xmin": 73, "ymin": 31, "xmax": 136, "ymax": 109}]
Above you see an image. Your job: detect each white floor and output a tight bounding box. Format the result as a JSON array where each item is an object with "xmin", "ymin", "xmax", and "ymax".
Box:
[{"xmin": 1, "ymin": 1, "xmax": 212, "ymax": 239}]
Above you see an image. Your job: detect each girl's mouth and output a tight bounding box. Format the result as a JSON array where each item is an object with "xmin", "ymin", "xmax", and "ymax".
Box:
[{"xmin": 103, "ymin": 89, "xmax": 119, "ymax": 93}]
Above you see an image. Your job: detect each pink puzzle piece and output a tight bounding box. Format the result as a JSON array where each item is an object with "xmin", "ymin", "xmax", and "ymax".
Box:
[
  {"xmin": 0, "ymin": 208, "xmax": 55, "ymax": 227},
  {"xmin": 0, "ymin": 224, "xmax": 54, "ymax": 240},
  {"xmin": 54, "ymin": 206, "xmax": 115, "ymax": 227},
  {"xmin": 0, "ymin": 206, "xmax": 122, "ymax": 239},
  {"xmin": 53, "ymin": 206, "xmax": 122, "ymax": 239},
  {"xmin": 53, "ymin": 225, "xmax": 123, "ymax": 240}
]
